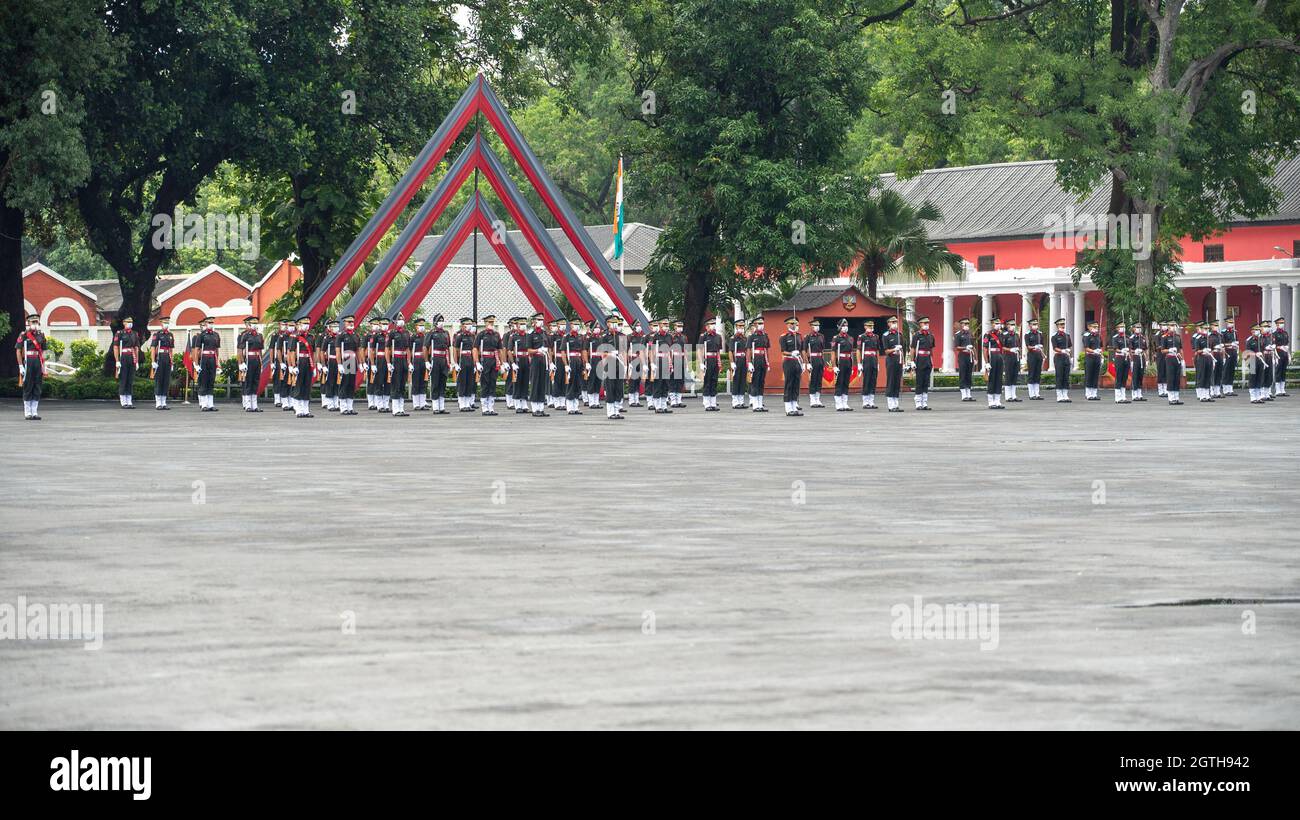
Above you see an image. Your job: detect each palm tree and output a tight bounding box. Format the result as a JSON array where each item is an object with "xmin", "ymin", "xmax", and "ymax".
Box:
[
  {"xmin": 743, "ymin": 272, "xmax": 822, "ymax": 317},
  {"xmin": 846, "ymin": 189, "xmax": 965, "ymax": 300}
]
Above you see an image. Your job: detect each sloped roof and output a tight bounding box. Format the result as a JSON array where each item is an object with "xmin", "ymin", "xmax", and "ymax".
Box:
[
  {"xmin": 74, "ymin": 275, "xmax": 190, "ymax": 313},
  {"xmin": 411, "ymin": 222, "xmax": 661, "ymax": 273},
  {"xmin": 767, "ymin": 284, "xmax": 891, "ymax": 313},
  {"xmin": 882, "ymin": 156, "xmax": 1300, "ymax": 242}
]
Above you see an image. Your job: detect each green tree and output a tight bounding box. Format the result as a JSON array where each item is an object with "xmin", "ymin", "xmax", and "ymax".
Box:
[
  {"xmin": 0, "ymin": 0, "xmax": 114, "ymax": 376},
  {"xmin": 844, "ymin": 187, "xmax": 965, "ymax": 299}
]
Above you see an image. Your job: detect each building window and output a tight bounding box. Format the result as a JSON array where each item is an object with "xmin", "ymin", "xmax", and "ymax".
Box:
[
  {"xmin": 1202, "ymin": 244, "xmax": 1224, "ymax": 262},
  {"xmin": 977, "ymin": 255, "xmax": 995, "ymax": 272},
  {"xmin": 1293, "ymin": 239, "xmax": 1299, "ymax": 258}
]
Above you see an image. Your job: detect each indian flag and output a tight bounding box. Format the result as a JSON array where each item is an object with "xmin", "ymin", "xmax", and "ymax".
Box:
[{"xmin": 612, "ymin": 155, "xmax": 624, "ymax": 259}]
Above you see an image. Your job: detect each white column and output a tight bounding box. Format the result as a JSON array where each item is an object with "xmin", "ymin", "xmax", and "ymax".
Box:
[
  {"xmin": 1072, "ymin": 289, "xmax": 1086, "ymax": 370},
  {"xmin": 1020, "ymin": 291, "xmax": 1032, "ymax": 358},
  {"xmin": 1261, "ymin": 284, "xmax": 1273, "ymax": 324},
  {"xmin": 1048, "ymin": 290, "xmax": 1059, "ymax": 332},
  {"xmin": 941, "ymin": 294, "xmax": 955, "ymax": 373},
  {"xmin": 1215, "ymin": 285, "xmax": 1228, "ymax": 323},
  {"xmin": 980, "ymin": 294, "xmax": 993, "ymax": 368},
  {"xmin": 905, "ymin": 297, "xmax": 916, "ymax": 326},
  {"xmin": 1291, "ymin": 282, "xmax": 1299, "ymax": 337}
]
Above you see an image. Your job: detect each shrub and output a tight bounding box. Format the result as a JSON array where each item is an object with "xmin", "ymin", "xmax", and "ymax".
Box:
[
  {"xmin": 45, "ymin": 336, "xmax": 66, "ymax": 361},
  {"xmin": 69, "ymin": 338, "xmax": 104, "ymax": 372}
]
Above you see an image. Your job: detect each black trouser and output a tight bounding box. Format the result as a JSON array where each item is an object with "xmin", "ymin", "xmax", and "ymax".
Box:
[
  {"xmin": 1156, "ymin": 353, "xmax": 1167, "ymax": 385},
  {"xmin": 671, "ymin": 355, "xmax": 685, "ymax": 395},
  {"xmin": 1113, "ymin": 357, "xmax": 1130, "ymax": 391},
  {"xmin": 749, "ymin": 355, "xmax": 768, "ymax": 397},
  {"xmin": 391, "ymin": 357, "xmax": 409, "ymax": 397},
  {"xmin": 1222, "ymin": 351, "xmax": 1238, "ymax": 387},
  {"xmin": 603, "ymin": 361, "xmax": 624, "ymax": 404},
  {"xmin": 808, "ymin": 360, "xmax": 824, "ymax": 395},
  {"xmin": 1130, "ymin": 355, "xmax": 1145, "ymax": 391},
  {"xmin": 958, "ymin": 353, "xmax": 973, "ymax": 389},
  {"xmin": 243, "ymin": 358, "xmax": 261, "ymax": 396},
  {"xmin": 653, "ymin": 357, "xmax": 671, "ymax": 399},
  {"xmin": 322, "ymin": 361, "xmax": 337, "ymax": 400},
  {"xmin": 1263, "ymin": 358, "xmax": 1274, "ymax": 386},
  {"xmin": 1026, "ymin": 351, "xmax": 1044, "ymax": 385},
  {"xmin": 1002, "ymin": 353, "xmax": 1020, "ymax": 387},
  {"xmin": 860, "ymin": 356, "xmax": 878, "ymax": 396},
  {"xmin": 1278, "ymin": 352, "xmax": 1290, "ymax": 384},
  {"xmin": 914, "ymin": 359, "xmax": 932, "ymax": 394},
  {"xmin": 552, "ymin": 356, "xmax": 566, "ymax": 397},
  {"xmin": 588, "ymin": 359, "xmax": 603, "ymax": 397},
  {"xmin": 1164, "ymin": 355, "xmax": 1182, "ymax": 390},
  {"xmin": 1212, "ymin": 355, "xmax": 1223, "ymax": 389},
  {"xmin": 834, "ymin": 356, "xmax": 852, "ymax": 396},
  {"xmin": 510, "ymin": 359, "xmax": 528, "ymax": 402},
  {"xmin": 628, "ymin": 357, "xmax": 645, "ymax": 398},
  {"xmin": 274, "ymin": 359, "xmax": 286, "ymax": 395},
  {"xmin": 703, "ymin": 357, "xmax": 719, "ymax": 396},
  {"xmin": 1054, "ymin": 353, "xmax": 1070, "ymax": 388},
  {"xmin": 197, "ymin": 356, "xmax": 217, "ymax": 395},
  {"xmin": 566, "ymin": 357, "xmax": 584, "ymax": 400},
  {"xmin": 986, "ymin": 353, "xmax": 1003, "ymax": 395},
  {"xmin": 480, "ymin": 356, "xmax": 498, "ymax": 399},
  {"xmin": 21, "ymin": 358, "xmax": 42, "ymax": 401},
  {"xmin": 730, "ymin": 356, "xmax": 748, "ymax": 397},
  {"xmin": 339, "ymin": 369, "xmax": 357, "ymax": 400},
  {"xmin": 1083, "ymin": 354, "xmax": 1101, "ymax": 389},
  {"xmin": 782, "ymin": 357, "xmax": 801, "ymax": 403},
  {"xmin": 528, "ymin": 354, "xmax": 548, "ymax": 403},
  {"xmin": 1195, "ymin": 354, "xmax": 1213, "ymax": 389},
  {"xmin": 1249, "ymin": 357, "xmax": 1265, "ymax": 390},
  {"xmin": 885, "ymin": 354, "xmax": 902, "ymax": 398},
  {"xmin": 294, "ymin": 368, "xmax": 312, "ymax": 401},
  {"xmin": 456, "ymin": 355, "xmax": 474, "ymax": 397},
  {"xmin": 371, "ymin": 354, "xmax": 389, "ymax": 398},
  {"xmin": 154, "ymin": 356, "xmax": 172, "ymax": 397},
  {"xmin": 119, "ymin": 354, "xmax": 137, "ymax": 396},
  {"xmin": 411, "ymin": 358, "xmax": 427, "ymax": 395},
  {"xmin": 429, "ymin": 357, "xmax": 449, "ymax": 401}
]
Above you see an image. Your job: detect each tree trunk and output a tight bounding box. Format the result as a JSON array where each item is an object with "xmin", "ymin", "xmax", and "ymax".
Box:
[
  {"xmin": 292, "ymin": 173, "xmax": 326, "ymax": 304},
  {"xmin": 0, "ymin": 201, "xmax": 24, "ymax": 379},
  {"xmin": 680, "ymin": 214, "xmax": 719, "ymax": 341}
]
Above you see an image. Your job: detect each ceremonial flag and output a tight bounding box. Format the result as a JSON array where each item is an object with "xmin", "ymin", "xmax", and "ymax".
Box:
[{"xmin": 612, "ymin": 155, "xmax": 624, "ymax": 260}]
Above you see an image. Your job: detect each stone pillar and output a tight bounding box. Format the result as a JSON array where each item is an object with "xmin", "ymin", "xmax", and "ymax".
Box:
[
  {"xmin": 941, "ymin": 294, "xmax": 955, "ymax": 373},
  {"xmin": 1072, "ymin": 289, "xmax": 1086, "ymax": 370},
  {"xmin": 1261, "ymin": 284, "xmax": 1273, "ymax": 325},
  {"xmin": 1020, "ymin": 291, "xmax": 1032, "ymax": 358},
  {"xmin": 980, "ymin": 293, "xmax": 993, "ymax": 367},
  {"xmin": 1215, "ymin": 285, "xmax": 1229, "ymax": 323},
  {"xmin": 1048, "ymin": 290, "xmax": 1059, "ymax": 332},
  {"xmin": 905, "ymin": 297, "xmax": 916, "ymax": 326},
  {"xmin": 1291, "ymin": 282, "xmax": 1299, "ymax": 338}
]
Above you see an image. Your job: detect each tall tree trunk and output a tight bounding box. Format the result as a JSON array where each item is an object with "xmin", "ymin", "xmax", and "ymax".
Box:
[
  {"xmin": 0, "ymin": 201, "xmax": 24, "ymax": 379},
  {"xmin": 681, "ymin": 213, "xmax": 719, "ymax": 341},
  {"xmin": 292, "ymin": 173, "xmax": 326, "ymax": 304}
]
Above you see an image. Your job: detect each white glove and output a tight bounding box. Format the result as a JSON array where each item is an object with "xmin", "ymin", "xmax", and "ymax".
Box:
[
  {"xmin": 238, "ymin": 362, "xmax": 247, "ymax": 373},
  {"xmin": 289, "ymin": 366, "xmax": 299, "ymax": 375},
  {"xmin": 729, "ymin": 363, "xmax": 736, "ymax": 373},
  {"xmin": 802, "ymin": 362, "xmax": 809, "ymax": 372},
  {"xmin": 115, "ymin": 363, "xmax": 121, "ymax": 376},
  {"xmin": 387, "ymin": 363, "xmax": 394, "ymax": 374},
  {"xmin": 747, "ymin": 363, "xmax": 754, "ymax": 373},
  {"xmin": 511, "ymin": 362, "xmax": 518, "ymax": 372},
  {"xmin": 549, "ymin": 363, "xmax": 556, "ymax": 373},
  {"xmin": 833, "ymin": 366, "xmax": 840, "ymax": 374},
  {"xmin": 475, "ymin": 362, "xmax": 483, "ymax": 373}
]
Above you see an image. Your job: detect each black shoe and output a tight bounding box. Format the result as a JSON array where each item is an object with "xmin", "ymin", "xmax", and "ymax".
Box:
[
  {"xmin": 300, "ymin": 413, "xmax": 314, "ymax": 418},
  {"xmin": 844, "ymin": 406, "xmax": 854, "ymax": 411},
  {"xmin": 32, "ymin": 415, "xmax": 41, "ymax": 421},
  {"xmin": 1029, "ymin": 396, "xmax": 1044, "ymax": 401},
  {"xmin": 533, "ymin": 411, "xmax": 550, "ymax": 417},
  {"xmin": 1169, "ymin": 400, "xmax": 1184, "ymax": 405},
  {"xmin": 1062, "ymin": 398, "xmax": 1073, "ymax": 403},
  {"xmin": 919, "ymin": 406, "xmax": 932, "ymax": 411},
  {"xmin": 865, "ymin": 404, "xmax": 877, "ymax": 410},
  {"xmin": 1134, "ymin": 397, "xmax": 1147, "ymax": 402}
]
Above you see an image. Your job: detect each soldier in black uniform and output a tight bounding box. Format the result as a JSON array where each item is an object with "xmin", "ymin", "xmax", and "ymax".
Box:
[
  {"xmin": 1081, "ymin": 320, "xmax": 1103, "ymax": 401},
  {"xmin": 474, "ymin": 314, "xmax": 502, "ymax": 415},
  {"xmin": 626, "ymin": 322, "xmax": 647, "ymax": 407},
  {"xmin": 1220, "ymin": 317, "xmax": 1239, "ymax": 397},
  {"xmin": 1154, "ymin": 321, "xmax": 1169, "ymax": 396},
  {"xmin": 1050, "ymin": 318, "xmax": 1073, "ymax": 402},
  {"xmin": 525, "ymin": 312, "xmax": 551, "ymax": 416},
  {"xmin": 982, "ymin": 317, "xmax": 1005, "ymax": 409},
  {"xmin": 426, "ymin": 314, "xmax": 451, "ymax": 414},
  {"xmin": 361, "ymin": 318, "xmax": 377, "ymax": 410},
  {"xmin": 336, "ymin": 315, "xmax": 362, "ymax": 414},
  {"xmin": 236, "ymin": 315, "xmax": 265, "ymax": 412},
  {"xmin": 1129, "ymin": 322, "xmax": 1148, "ymax": 401},
  {"xmin": 1244, "ymin": 323, "xmax": 1266, "ymax": 402},
  {"xmin": 648, "ymin": 319, "xmax": 670, "ymax": 413},
  {"xmin": 670, "ymin": 320, "xmax": 689, "ymax": 407},
  {"xmin": 287, "ymin": 317, "xmax": 315, "ymax": 417},
  {"xmin": 699, "ymin": 319, "xmax": 723, "ymax": 411},
  {"xmin": 748, "ymin": 317, "xmax": 771, "ymax": 412},
  {"xmin": 451, "ymin": 317, "xmax": 475, "ymax": 411},
  {"xmin": 507, "ymin": 317, "xmax": 529, "ymax": 412},
  {"xmin": 584, "ymin": 320, "xmax": 605, "ymax": 409},
  {"xmin": 1110, "ymin": 320, "xmax": 1132, "ymax": 403},
  {"xmin": 193, "ymin": 316, "xmax": 222, "ymax": 411},
  {"xmin": 829, "ymin": 319, "xmax": 855, "ymax": 411},
  {"xmin": 1190, "ymin": 320, "xmax": 1215, "ymax": 402},
  {"xmin": 499, "ymin": 317, "xmax": 517, "ymax": 411},
  {"xmin": 557, "ymin": 320, "xmax": 582, "ymax": 414},
  {"xmin": 954, "ymin": 317, "xmax": 975, "ymax": 401},
  {"xmin": 1260, "ymin": 320, "xmax": 1277, "ymax": 399},
  {"xmin": 316, "ymin": 319, "xmax": 339, "ymax": 412},
  {"xmin": 112, "ymin": 316, "xmax": 142, "ymax": 408},
  {"xmin": 779, "ymin": 316, "xmax": 804, "ymax": 416},
  {"xmin": 600, "ymin": 315, "xmax": 627, "ymax": 419},
  {"xmin": 803, "ymin": 319, "xmax": 827, "ymax": 408},
  {"xmin": 729, "ymin": 319, "xmax": 749, "ymax": 409},
  {"xmin": 270, "ymin": 320, "xmax": 287, "ymax": 408},
  {"xmin": 1024, "ymin": 318, "xmax": 1045, "ymax": 400},
  {"xmin": 148, "ymin": 317, "xmax": 176, "ymax": 410},
  {"xmin": 1000, "ymin": 319, "xmax": 1022, "ymax": 402},
  {"xmin": 1271, "ymin": 316, "xmax": 1290, "ymax": 397},
  {"xmin": 1159, "ymin": 320, "xmax": 1184, "ymax": 405},
  {"xmin": 882, "ymin": 315, "xmax": 905, "ymax": 412},
  {"xmin": 16, "ymin": 314, "xmax": 47, "ymax": 420},
  {"xmin": 376, "ymin": 317, "xmax": 395, "ymax": 411},
  {"xmin": 911, "ymin": 316, "xmax": 936, "ymax": 410},
  {"xmin": 386, "ymin": 312, "xmax": 412, "ymax": 416},
  {"xmin": 544, "ymin": 319, "xmax": 561, "ymax": 409},
  {"xmin": 407, "ymin": 316, "xmax": 428, "ymax": 410},
  {"xmin": 856, "ymin": 320, "xmax": 881, "ymax": 409},
  {"xmin": 1206, "ymin": 320, "xmax": 1225, "ymax": 399}
]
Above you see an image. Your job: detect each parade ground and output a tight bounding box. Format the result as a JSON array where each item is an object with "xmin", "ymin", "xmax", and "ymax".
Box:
[{"xmin": 1, "ymin": 395, "xmax": 1297, "ymax": 730}]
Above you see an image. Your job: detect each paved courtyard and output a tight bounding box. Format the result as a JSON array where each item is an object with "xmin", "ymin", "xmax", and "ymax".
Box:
[{"xmin": 1, "ymin": 393, "xmax": 1297, "ymax": 729}]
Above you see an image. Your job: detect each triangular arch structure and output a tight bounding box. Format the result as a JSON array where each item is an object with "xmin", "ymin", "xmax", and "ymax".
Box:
[{"xmin": 300, "ymin": 75, "xmax": 649, "ymax": 329}]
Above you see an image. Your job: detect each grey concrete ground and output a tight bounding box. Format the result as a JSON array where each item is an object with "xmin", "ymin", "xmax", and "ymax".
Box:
[{"xmin": 1, "ymin": 392, "xmax": 1297, "ymax": 730}]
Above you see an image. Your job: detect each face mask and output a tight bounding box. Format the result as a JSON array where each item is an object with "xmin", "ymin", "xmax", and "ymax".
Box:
[{"xmin": 396, "ymin": 320, "xmax": 405, "ymax": 327}]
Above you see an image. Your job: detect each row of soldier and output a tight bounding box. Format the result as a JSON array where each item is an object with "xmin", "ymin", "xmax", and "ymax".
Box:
[{"xmin": 13, "ymin": 310, "xmax": 1291, "ymax": 420}]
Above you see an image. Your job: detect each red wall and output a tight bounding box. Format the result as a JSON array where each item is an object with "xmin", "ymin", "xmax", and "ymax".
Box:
[{"xmin": 21, "ymin": 268, "xmax": 97, "ymax": 324}]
